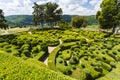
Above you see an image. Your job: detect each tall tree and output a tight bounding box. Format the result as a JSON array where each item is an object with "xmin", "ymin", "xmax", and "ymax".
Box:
[
  {"xmin": 0, "ymin": 9, "xmax": 8, "ymax": 29},
  {"xmin": 32, "ymin": 2, "xmax": 45, "ymax": 29},
  {"xmin": 45, "ymin": 2, "xmax": 62, "ymax": 27},
  {"xmin": 32, "ymin": 2, "xmax": 62, "ymax": 28},
  {"xmin": 96, "ymin": 0, "xmax": 120, "ymax": 33}
]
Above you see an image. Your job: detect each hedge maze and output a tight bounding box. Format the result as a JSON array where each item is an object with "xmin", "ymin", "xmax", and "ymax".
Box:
[{"xmin": 0, "ymin": 29, "xmax": 120, "ymax": 80}]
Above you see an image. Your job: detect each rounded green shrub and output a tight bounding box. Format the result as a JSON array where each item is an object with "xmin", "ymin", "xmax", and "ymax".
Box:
[
  {"xmin": 112, "ymin": 50, "xmax": 117, "ymax": 55},
  {"xmin": 22, "ymin": 50, "xmax": 31, "ymax": 57},
  {"xmin": 81, "ymin": 63, "xmax": 86, "ymax": 68},
  {"xmin": 58, "ymin": 51, "xmax": 62, "ymax": 55},
  {"xmin": 71, "ymin": 65, "xmax": 76, "ymax": 70},
  {"xmin": 80, "ymin": 38, "xmax": 86, "ymax": 44},
  {"xmin": 101, "ymin": 62, "xmax": 112, "ymax": 72},
  {"xmin": 117, "ymin": 49, "xmax": 120, "ymax": 52},
  {"xmin": 110, "ymin": 62, "xmax": 116, "ymax": 68},
  {"xmin": 94, "ymin": 67, "xmax": 103, "ymax": 72},
  {"xmin": 4, "ymin": 45, "xmax": 11, "ymax": 49},
  {"xmin": 102, "ymin": 57, "xmax": 106, "ymax": 61},
  {"xmin": 106, "ymin": 44, "xmax": 113, "ymax": 50},
  {"xmin": 12, "ymin": 51, "xmax": 20, "ymax": 56},
  {"xmin": 56, "ymin": 57, "xmax": 64, "ymax": 64},
  {"xmin": 32, "ymin": 47, "xmax": 39, "ymax": 53},
  {"xmin": 84, "ymin": 56, "xmax": 88, "ymax": 61},
  {"xmin": 69, "ymin": 56, "xmax": 79, "ymax": 65},
  {"xmin": 95, "ymin": 57, "xmax": 100, "ymax": 61},
  {"xmin": 0, "ymin": 38, "xmax": 4, "ymax": 43},
  {"xmin": 65, "ymin": 66, "xmax": 72, "ymax": 75},
  {"xmin": 5, "ymin": 49, "xmax": 12, "ymax": 52}
]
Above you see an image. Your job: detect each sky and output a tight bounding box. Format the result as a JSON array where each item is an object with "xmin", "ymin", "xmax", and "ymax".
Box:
[{"xmin": 0, "ymin": 0, "xmax": 103, "ymax": 16}]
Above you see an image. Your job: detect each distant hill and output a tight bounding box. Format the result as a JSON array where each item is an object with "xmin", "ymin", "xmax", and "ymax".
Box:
[
  {"xmin": 6, "ymin": 15, "xmax": 98, "ymax": 27},
  {"xmin": 6, "ymin": 15, "xmax": 33, "ymax": 27},
  {"xmin": 84, "ymin": 15, "xmax": 98, "ymax": 25}
]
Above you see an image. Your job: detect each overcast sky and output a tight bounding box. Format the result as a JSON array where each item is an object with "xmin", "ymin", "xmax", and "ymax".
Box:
[{"xmin": 0, "ymin": 0, "xmax": 103, "ymax": 16}]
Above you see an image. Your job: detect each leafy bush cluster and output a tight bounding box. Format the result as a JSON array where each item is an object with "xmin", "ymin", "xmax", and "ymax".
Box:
[
  {"xmin": 0, "ymin": 34, "xmax": 47, "ymax": 60},
  {"xmin": 54, "ymin": 30, "xmax": 120, "ymax": 80},
  {"xmin": 1, "ymin": 29, "xmax": 120, "ymax": 80}
]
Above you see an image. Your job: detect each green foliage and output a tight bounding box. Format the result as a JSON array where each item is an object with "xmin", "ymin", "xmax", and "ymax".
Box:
[
  {"xmin": 72, "ymin": 16, "xmax": 88, "ymax": 28},
  {"xmin": 32, "ymin": 2, "xmax": 62, "ymax": 28},
  {"xmin": 96, "ymin": 0, "xmax": 120, "ymax": 33},
  {"xmin": 1, "ymin": 28, "xmax": 120, "ymax": 80},
  {"xmin": 69, "ymin": 56, "xmax": 79, "ymax": 65},
  {"xmin": 58, "ymin": 19, "xmax": 71, "ymax": 29},
  {"xmin": 97, "ymin": 63, "xmax": 120, "ymax": 80},
  {"xmin": 52, "ymin": 29, "xmax": 120, "ymax": 80},
  {"xmin": 48, "ymin": 47, "xmax": 61, "ymax": 70},
  {"xmin": 60, "ymin": 50, "xmax": 71, "ymax": 60},
  {"xmin": 0, "ymin": 51, "xmax": 75, "ymax": 80}
]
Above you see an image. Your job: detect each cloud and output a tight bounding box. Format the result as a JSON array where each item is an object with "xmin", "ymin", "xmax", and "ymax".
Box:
[
  {"xmin": 0, "ymin": 0, "xmax": 103, "ymax": 16},
  {"xmin": 91, "ymin": 0, "xmax": 103, "ymax": 14},
  {"xmin": 57, "ymin": 0, "xmax": 102, "ymax": 15},
  {"xmin": 89, "ymin": 0, "xmax": 98, "ymax": 6},
  {"xmin": 0, "ymin": 0, "xmax": 33, "ymax": 16}
]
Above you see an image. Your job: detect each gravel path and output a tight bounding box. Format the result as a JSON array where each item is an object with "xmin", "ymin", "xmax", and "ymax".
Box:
[
  {"xmin": 44, "ymin": 39, "xmax": 62, "ymax": 65},
  {"xmin": 2, "ymin": 30, "xmax": 9, "ymax": 35}
]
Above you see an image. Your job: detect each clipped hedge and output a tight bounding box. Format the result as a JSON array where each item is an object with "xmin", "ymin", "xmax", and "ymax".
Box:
[
  {"xmin": 48, "ymin": 47, "xmax": 61, "ymax": 70},
  {"xmin": 0, "ymin": 50, "xmax": 75, "ymax": 80},
  {"xmin": 34, "ymin": 51, "xmax": 48, "ymax": 61},
  {"xmin": 97, "ymin": 62, "xmax": 120, "ymax": 80}
]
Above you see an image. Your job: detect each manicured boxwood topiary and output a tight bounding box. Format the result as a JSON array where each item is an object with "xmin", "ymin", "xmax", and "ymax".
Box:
[
  {"xmin": 0, "ymin": 38, "xmax": 4, "ymax": 43},
  {"xmin": 0, "ymin": 50, "xmax": 75, "ymax": 80},
  {"xmin": 61, "ymin": 50, "xmax": 71, "ymax": 60},
  {"xmin": 56, "ymin": 57, "xmax": 65, "ymax": 64},
  {"xmin": 1, "ymin": 28, "xmax": 120, "ymax": 80},
  {"xmin": 22, "ymin": 50, "xmax": 31, "ymax": 57},
  {"xmin": 110, "ymin": 61, "xmax": 116, "ymax": 68},
  {"xmin": 48, "ymin": 47, "xmax": 61, "ymax": 71},
  {"xmin": 69, "ymin": 56, "xmax": 79, "ymax": 65}
]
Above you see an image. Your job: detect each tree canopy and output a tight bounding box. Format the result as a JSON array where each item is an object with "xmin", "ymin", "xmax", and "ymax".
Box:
[
  {"xmin": 72, "ymin": 16, "xmax": 88, "ymax": 28},
  {"xmin": 32, "ymin": 2, "xmax": 45, "ymax": 28},
  {"xmin": 32, "ymin": 2, "xmax": 62, "ymax": 28},
  {"xmin": 0, "ymin": 9, "xmax": 8, "ymax": 29},
  {"xmin": 96, "ymin": 0, "xmax": 120, "ymax": 33}
]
